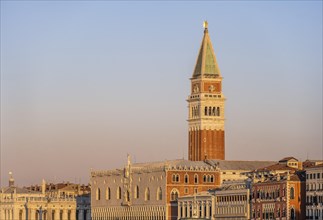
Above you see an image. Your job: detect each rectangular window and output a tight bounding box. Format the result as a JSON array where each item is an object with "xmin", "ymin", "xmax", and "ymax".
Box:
[{"xmin": 318, "ymin": 173, "xmax": 320, "ymax": 179}]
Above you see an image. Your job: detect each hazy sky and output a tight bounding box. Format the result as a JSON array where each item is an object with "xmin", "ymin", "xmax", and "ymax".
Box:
[{"xmin": 1, "ymin": 1, "xmax": 322, "ymax": 187}]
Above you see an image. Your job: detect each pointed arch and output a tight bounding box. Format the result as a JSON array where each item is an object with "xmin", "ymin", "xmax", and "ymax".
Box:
[
  {"xmin": 194, "ymin": 174, "xmax": 199, "ymax": 184},
  {"xmin": 157, "ymin": 187, "xmax": 162, "ymax": 201},
  {"xmin": 172, "ymin": 174, "xmax": 176, "ymax": 182},
  {"xmin": 184, "ymin": 174, "xmax": 189, "ymax": 184},
  {"xmin": 105, "ymin": 187, "xmax": 111, "ymax": 200},
  {"xmin": 205, "ymin": 107, "xmax": 208, "ymax": 116},
  {"xmin": 212, "ymin": 107, "xmax": 216, "ymax": 116},
  {"xmin": 176, "ymin": 174, "xmax": 180, "ymax": 182},
  {"xmin": 171, "ymin": 188, "xmax": 179, "ymax": 201},
  {"xmin": 290, "ymin": 187, "xmax": 295, "ymax": 199},
  {"xmin": 96, "ymin": 187, "xmax": 101, "ymax": 200},
  {"xmin": 145, "ymin": 187, "xmax": 150, "ymax": 201},
  {"xmin": 126, "ymin": 190, "xmax": 130, "ymax": 202},
  {"xmin": 117, "ymin": 186, "xmax": 121, "ymax": 199},
  {"xmin": 134, "ymin": 185, "xmax": 139, "ymax": 199}
]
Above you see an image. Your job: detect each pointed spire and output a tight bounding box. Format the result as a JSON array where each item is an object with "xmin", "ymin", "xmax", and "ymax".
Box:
[{"xmin": 192, "ymin": 21, "xmax": 221, "ymax": 78}]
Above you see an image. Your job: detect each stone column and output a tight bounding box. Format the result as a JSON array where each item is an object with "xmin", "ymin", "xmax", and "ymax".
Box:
[
  {"xmin": 13, "ymin": 208, "xmax": 19, "ymax": 220},
  {"xmin": 46, "ymin": 210, "xmax": 51, "ymax": 220},
  {"xmin": 7, "ymin": 209, "xmax": 11, "ymax": 220},
  {"xmin": 70, "ymin": 209, "xmax": 76, "ymax": 220},
  {"xmin": 177, "ymin": 202, "xmax": 181, "ymax": 219},
  {"xmin": 212, "ymin": 197, "xmax": 216, "ymax": 220},
  {"xmin": 187, "ymin": 203, "xmax": 191, "ymax": 218},
  {"xmin": 206, "ymin": 202, "xmax": 210, "ymax": 218},
  {"xmin": 0, "ymin": 208, "xmax": 4, "ymax": 220},
  {"xmin": 62, "ymin": 210, "xmax": 68, "ymax": 220},
  {"xmin": 30, "ymin": 209, "xmax": 36, "ymax": 220},
  {"xmin": 202, "ymin": 202, "xmax": 205, "ymax": 218},
  {"xmin": 54, "ymin": 210, "xmax": 60, "ymax": 220}
]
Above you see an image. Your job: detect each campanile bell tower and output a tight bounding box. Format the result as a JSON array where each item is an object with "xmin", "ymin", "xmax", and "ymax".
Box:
[{"xmin": 188, "ymin": 21, "xmax": 225, "ymax": 161}]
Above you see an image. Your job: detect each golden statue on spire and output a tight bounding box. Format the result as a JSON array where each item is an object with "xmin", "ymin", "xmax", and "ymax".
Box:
[{"xmin": 203, "ymin": 20, "xmax": 208, "ymax": 29}]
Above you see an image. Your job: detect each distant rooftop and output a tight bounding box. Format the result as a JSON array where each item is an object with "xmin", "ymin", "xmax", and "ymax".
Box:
[
  {"xmin": 91, "ymin": 159, "xmax": 277, "ymax": 177},
  {"xmin": 206, "ymin": 160, "xmax": 276, "ymax": 171},
  {"xmin": 1, "ymin": 186, "xmax": 40, "ymax": 194}
]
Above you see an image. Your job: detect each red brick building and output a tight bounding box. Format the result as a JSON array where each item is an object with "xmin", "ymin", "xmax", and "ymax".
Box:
[
  {"xmin": 166, "ymin": 163, "xmax": 221, "ymax": 219},
  {"xmin": 250, "ymin": 158, "xmax": 306, "ymax": 220}
]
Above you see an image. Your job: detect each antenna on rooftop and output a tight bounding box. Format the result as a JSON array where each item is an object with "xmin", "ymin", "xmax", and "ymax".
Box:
[{"xmin": 182, "ymin": 145, "xmax": 184, "ymax": 159}]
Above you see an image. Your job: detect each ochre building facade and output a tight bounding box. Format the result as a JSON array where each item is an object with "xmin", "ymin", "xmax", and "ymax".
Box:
[{"xmin": 0, "ymin": 176, "xmax": 77, "ymax": 220}]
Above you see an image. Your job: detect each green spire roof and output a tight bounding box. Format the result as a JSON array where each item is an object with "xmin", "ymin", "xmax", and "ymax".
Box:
[{"xmin": 193, "ymin": 22, "xmax": 221, "ymax": 78}]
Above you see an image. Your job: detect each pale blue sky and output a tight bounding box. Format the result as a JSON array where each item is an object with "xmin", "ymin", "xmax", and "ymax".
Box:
[{"xmin": 1, "ymin": 1, "xmax": 322, "ymax": 186}]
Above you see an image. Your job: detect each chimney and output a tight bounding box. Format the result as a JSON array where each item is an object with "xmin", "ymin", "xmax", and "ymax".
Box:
[
  {"xmin": 8, "ymin": 172, "xmax": 14, "ymax": 187},
  {"xmin": 42, "ymin": 179, "xmax": 46, "ymax": 194},
  {"xmin": 298, "ymin": 161, "xmax": 303, "ymax": 170}
]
